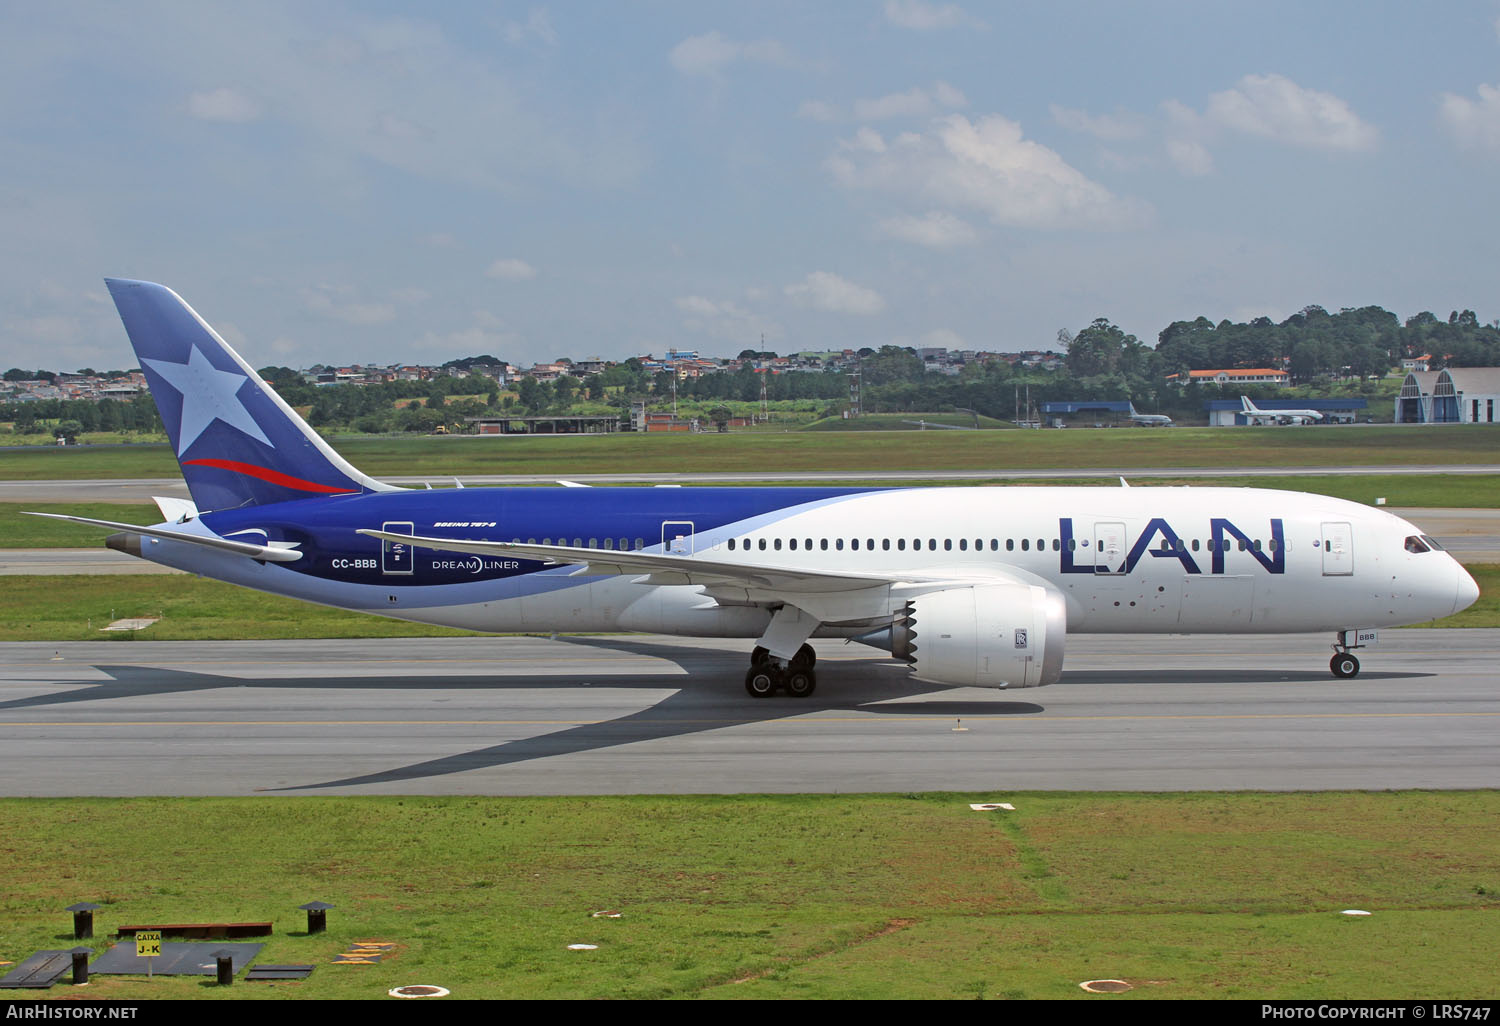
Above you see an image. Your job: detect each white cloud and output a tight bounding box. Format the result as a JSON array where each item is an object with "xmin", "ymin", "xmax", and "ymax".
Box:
[
  {"xmin": 669, "ymin": 31, "xmax": 791, "ymax": 77},
  {"xmin": 854, "ymin": 81, "xmax": 966, "ymax": 121},
  {"xmin": 674, "ymin": 295, "xmax": 783, "ymax": 342},
  {"xmin": 155, "ymin": 9, "xmax": 647, "ymax": 192},
  {"xmin": 504, "ymin": 8, "xmax": 557, "ymax": 46},
  {"xmin": 302, "ymin": 287, "xmax": 396, "ymax": 325},
  {"xmin": 1166, "ymin": 138, "xmax": 1214, "ymax": 176},
  {"xmin": 1440, "ymin": 83, "xmax": 1500, "ymax": 153},
  {"xmin": 1202, "ymin": 73, "xmax": 1378, "ymax": 151},
  {"xmin": 486, "ymin": 258, "xmax": 537, "ymax": 281},
  {"xmin": 1050, "ymin": 104, "xmax": 1146, "ymax": 141},
  {"xmin": 785, "ymin": 272, "xmax": 886, "ymax": 315},
  {"xmin": 883, "ymin": 1, "xmax": 980, "ymax": 30},
  {"xmin": 920, "ymin": 328, "xmax": 965, "ymax": 349},
  {"xmin": 675, "ymin": 296, "xmax": 721, "ymax": 317},
  {"xmin": 187, "ymin": 87, "xmax": 263, "ymax": 123},
  {"xmin": 414, "ymin": 324, "xmax": 522, "ymax": 356},
  {"xmin": 827, "ymin": 114, "xmax": 1147, "ymax": 230},
  {"xmin": 877, "ymin": 211, "xmax": 978, "ymax": 247},
  {"xmin": 797, "ymin": 99, "xmax": 841, "ymax": 122}
]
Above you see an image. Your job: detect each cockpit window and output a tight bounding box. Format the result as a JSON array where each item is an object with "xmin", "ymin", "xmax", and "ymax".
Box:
[
  {"xmin": 1404, "ymin": 535, "xmax": 1430, "ymax": 554},
  {"xmin": 1420, "ymin": 535, "xmax": 1445, "ymax": 551}
]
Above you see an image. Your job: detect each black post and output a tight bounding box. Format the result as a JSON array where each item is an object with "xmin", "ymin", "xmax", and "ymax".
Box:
[
  {"xmin": 299, "ymin": 901, "xmax": 333, "ymax": 934},
  {"xmin": 66, "ymin": 903, "xmax": 101, "ymax": 940},
  {"xmin": 70, "ymin": 949, "xmax": 90, "ymax": 985},
  {"xmin": 215, "ymin": 952, "xmax": 234, "ymax": 986}
]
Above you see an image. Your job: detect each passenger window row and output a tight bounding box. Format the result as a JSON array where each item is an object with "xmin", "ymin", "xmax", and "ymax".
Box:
[
  {"xmin": 722, "ymin": 536, "xmax": 1277, "ymax": 554},
  {"xmin": 502, "ymin": 534, "xmax": 1282, "ymax": 555}
]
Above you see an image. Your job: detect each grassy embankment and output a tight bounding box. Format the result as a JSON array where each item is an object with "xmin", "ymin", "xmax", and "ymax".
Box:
[
  {"xmin": 2, "ymin": 792, "xmax": 1496, "ymax": 1000},
  {"xmin": 4, "ymin": 424, "xmax": 1500, "ymax": 480}
]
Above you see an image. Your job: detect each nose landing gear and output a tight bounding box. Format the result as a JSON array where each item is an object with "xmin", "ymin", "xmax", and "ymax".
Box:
[{"xmin": 1330, "ymin": 629, "xmax": 1369, "ymax": 679}]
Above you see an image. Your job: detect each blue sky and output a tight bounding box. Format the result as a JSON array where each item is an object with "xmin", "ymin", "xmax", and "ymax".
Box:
[{"xmin": 4, "ymin": 1, "xmax": 1500, "ymax": 372}]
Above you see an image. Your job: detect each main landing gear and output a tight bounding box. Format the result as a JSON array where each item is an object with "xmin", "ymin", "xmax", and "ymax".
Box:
[{"xmin": 744, "ymin": 644, "xmax": 817, "ymax": 699}]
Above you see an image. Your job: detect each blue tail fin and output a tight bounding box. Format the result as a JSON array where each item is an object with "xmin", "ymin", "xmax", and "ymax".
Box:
[{"xmin": 106, "ymin": 279, "xmax": 395, "ymax": 511}]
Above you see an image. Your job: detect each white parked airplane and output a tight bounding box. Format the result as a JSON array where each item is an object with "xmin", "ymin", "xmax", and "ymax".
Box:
[
  {"xmin": 1128, "ymin": 403, "xmax": 1173, "ymax": 426},
  {"xmin": 30, "ymin": 281, "xmax": 1480, "ymax": 698},
  {"xmin": 1241, "ymin": 395, "xmax": 1324, "ymax": 425}
]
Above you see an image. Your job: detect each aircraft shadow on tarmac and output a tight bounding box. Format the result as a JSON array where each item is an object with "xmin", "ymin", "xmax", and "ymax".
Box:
[
  {"xmin": 1, "ymin": 635, "xmax": 1430, "ymax": 789},
  {"xmin": 1063, "ymin": 669, "xmax": 1432, "ymax": 685},
  {"xmin": 2, "ymin": 641, "xmax": 1036, "ymax": 789}
]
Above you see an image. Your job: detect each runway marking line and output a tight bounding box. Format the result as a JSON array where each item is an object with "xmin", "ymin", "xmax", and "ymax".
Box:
[{"xmin": 1, "ymin": 711, "xmax": 1497, "ymax": 728}]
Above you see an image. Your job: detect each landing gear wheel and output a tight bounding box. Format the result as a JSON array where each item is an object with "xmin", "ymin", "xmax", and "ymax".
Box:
[
  {"xmin": 751, "ymin": 646, "xmax": 769, "ymax": 666},
  {"xmin": 793, "ymin": 643, "xmax": 816, "ymax": 670},
  {"xmin": 784, "ymin": 669, "xmax": 817, "ymax": 698},
  {"xmin": 1330, "ymin": 653, "xmax": 1360, "ymax": 679},
  {"xmin": 744, "ymin": 665, "xmax": 779, "ymax": 698}
]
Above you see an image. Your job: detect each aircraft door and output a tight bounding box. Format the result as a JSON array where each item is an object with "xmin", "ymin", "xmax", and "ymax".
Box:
[
  {"xmin": 662, "ymin": 521, "xmax": 694, "ymax": 555},
  {"xmin": 380, "ymin": 521, "xmax": 414, "ymax": 574},
  {"xmin": 1094, "ymin": 522, "xmax": 1126, "ymax": 575},
  {"xmin": 1321, "ymin": 522, "xmax": 1353, "ymax": 576}
]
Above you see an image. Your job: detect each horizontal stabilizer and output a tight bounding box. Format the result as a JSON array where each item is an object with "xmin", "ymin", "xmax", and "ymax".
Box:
[
  {"xmin": 153, "ymin": 495, "xmax": 199, "ymax": 523},
  {"xmin": 23, "ymin": 512, "xmax": 303, "ymax": 563}
]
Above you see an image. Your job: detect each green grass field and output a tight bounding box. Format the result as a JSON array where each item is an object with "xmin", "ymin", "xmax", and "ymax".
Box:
[
  {"xmin": 1, "ymin": 793, "xmax": 1494, "ymax": 1000},
  {"xmin": 4, "ymin": 424, "xmax": 1500, "ymax": 480},
  {"xmin": 0, "ymin": 575, "xmax": 483, "ymax": 642}
]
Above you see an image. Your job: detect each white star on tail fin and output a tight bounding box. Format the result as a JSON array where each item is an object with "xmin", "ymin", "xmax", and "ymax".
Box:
[{"xmin": 142, "ymin": 346, "xmax": 273, "ymax": 456}]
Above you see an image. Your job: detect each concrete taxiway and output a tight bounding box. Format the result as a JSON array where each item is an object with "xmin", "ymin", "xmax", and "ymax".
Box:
[{"xmin": 1, "ymin": 631, "xmax": 1494, "ymax": 796}]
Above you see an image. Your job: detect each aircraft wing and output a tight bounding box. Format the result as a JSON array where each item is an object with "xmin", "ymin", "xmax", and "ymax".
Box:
[
  {"xmin": 355, "ymin": 527, "xmax": 1045, "ymax": 630},
  {"xmin": 355, "ymin": 528, "xmax": 932, "ymax": 593}
]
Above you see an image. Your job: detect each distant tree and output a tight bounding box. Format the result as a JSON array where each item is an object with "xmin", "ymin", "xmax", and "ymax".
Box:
[
  {"xmin": 1065, "ymin": 319, "xmax": 1144, "ymax": 379},
  {"xmin": 861, "ymin": 345, "xmax": 924, "ymax": 385},
  {"xmin": 54, "ymin": 419, "xmax": 83, "ymax": 444},
  {"xmin": 516, "ymin": 376, "xmax": 545, "ymax": 414},
  {"xmin": 256, "ymin": 366, "xmax": 302, "ymax": 390}
]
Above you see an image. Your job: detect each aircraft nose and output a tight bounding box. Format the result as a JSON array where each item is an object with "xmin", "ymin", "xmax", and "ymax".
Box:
[{"xmin": 1455, "ymin": 563, "xmax": 1480, "ymax": 615}]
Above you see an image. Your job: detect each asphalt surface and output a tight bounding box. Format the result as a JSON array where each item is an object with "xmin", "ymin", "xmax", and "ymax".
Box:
[{"xmin": 1, "ymin": 631, "xmax": 1494, "ymax": 796}]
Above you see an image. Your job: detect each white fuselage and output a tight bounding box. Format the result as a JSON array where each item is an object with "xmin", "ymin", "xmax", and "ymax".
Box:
[{"xmin": 142, "ymin": 486, "xmax": 1476, "ymax": 642}]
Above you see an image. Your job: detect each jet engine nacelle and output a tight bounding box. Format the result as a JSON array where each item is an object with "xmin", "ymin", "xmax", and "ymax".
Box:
[{"xmin": 891, "ymin": 582, "xmax": 1066, "ymax": 688}]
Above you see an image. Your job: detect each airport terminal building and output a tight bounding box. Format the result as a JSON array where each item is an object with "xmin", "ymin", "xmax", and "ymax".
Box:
[{"xmin": 1395, "ymin": 368, "xmax": 1500, "ymax": 423}]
